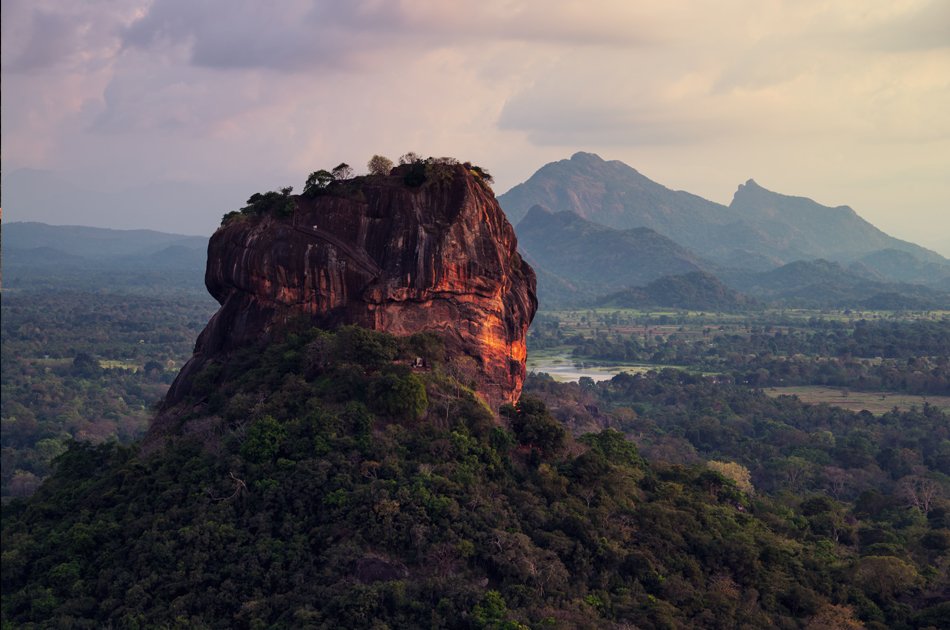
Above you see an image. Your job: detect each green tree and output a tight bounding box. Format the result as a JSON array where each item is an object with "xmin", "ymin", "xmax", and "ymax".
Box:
[
  {"xmin": 853, "ymin": 556, "xmax": 920, "ymax": 600},
  {"xmin": 368, "ymin": 372, "xmax": 428, "ymax": 420},
  {"xmin": 331, "ymin": 163, "xmax": 353, "ymax": 180},
  {"xmin": 708, "ymin": 460, "xmax": 754, "ymax": 495},
  {"xmin": 367, "ymin": 155, "xmax": 393, "ymax": 176},
  {"xmin": 240, "ymin": 415, "xmax": 286, "ymax": 463},
  {"xmin": 303, "ymin": 170, "xmax": 334, "ymax": 197},
  {"xmin": 502, "ymin": 396, "xmax": 566, "ymax": 455}
]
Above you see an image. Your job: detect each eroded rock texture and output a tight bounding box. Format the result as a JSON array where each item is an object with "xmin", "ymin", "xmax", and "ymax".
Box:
[{"xmin": 163, "ymin": 164, "xmax": 536, "ymax": 415}]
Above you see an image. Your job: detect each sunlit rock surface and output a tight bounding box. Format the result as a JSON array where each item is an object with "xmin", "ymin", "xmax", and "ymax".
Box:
[{"xmin": 161, "ymin": 163, "xmax": 536, "ymax": 421}]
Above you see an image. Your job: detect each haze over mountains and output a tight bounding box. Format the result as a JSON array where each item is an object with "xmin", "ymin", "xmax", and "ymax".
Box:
[
  {"xmin": 2, "ymin": 222, "xmax": 209, "ymax": 292},
  {"xmin": 500, "ymin": 152, "xmax": 943, "ymax": 268},
  {"xmin": 5, "ymin": 222, "xmax": 207, "ymax": 261},
  {"xmin": 1, "ymin": 169, "xmax": 231, "ymax": 236},
  {"xmin": 5, "ymin": 151, "xmax": 948, "ymax": 310},
  {"xmin": 500, "ymin": 152, "xmax": 950, "ymax": 309}
]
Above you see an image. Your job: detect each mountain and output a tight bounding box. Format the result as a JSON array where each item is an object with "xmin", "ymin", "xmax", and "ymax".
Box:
[
  {"xmin": 1, "ymin": 168, "xmax": 234, "ymax": 236},
  {"xmin": 725, "ymin": 259, "xmax": 950, "ymax": 309},
  {"xmin": 0, "ymin": 324, "xmax": 882, "ymax": 629},
  {"xmin": 4, "ymin": 221, "xmax": 207, "ymax": 260},
  {"xmin": 849, "ymin": 248, "xmax": 950, "ymax": 287},
  {"xmin": 2, "ymin": 222, "xmax": 210, "ymax": 292},
  {"xmin": 515, "ymin": 205, "xmax": 708, "ymax": 305},
  {"xmin": 500, "ymin": 152, "xmax": 768, "ymax": 267},
  {"xmin": 512, "ymin": 204, "xmax": 947, "ymax": 310},
  {"xmin": 499, "ymin": 152, "xmax": 945, "ymax": 272},
  {"xmin": 4, "ymin": 160, "xmax": 948, "ymax": 629},
  {"xmin": 729, "ymin": 179, "xmax": 945, "ymax": 265},
  {"xmin": 598, "ymin": 271, "xmax": 754, "ymax": 311},
  {"xmin": 153, "ymin": 158, "xmax": 536, "ymax": 428}
]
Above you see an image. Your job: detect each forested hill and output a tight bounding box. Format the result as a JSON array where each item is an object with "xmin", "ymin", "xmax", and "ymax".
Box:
[
  {"xmin": 3, "ymin": 326, "xmax": 948, "ymax": 628},
  {"xmin": 597, "ymin": 271, "xmax": 754, "ymax": 311},
  {"xmin": 514, "ymin": 207, "xmax": 950, "ymax": 309},
  {"xmin": 515, "ymin": 205, "xmax": 708, "ymax": 304}
]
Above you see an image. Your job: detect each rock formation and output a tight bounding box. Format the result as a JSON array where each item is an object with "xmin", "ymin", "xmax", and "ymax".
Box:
[{"xmin": 162, "ymin": 161, "xmax": 537, "ymax": 415}]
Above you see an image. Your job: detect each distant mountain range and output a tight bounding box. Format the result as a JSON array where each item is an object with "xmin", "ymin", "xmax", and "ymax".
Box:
[
  {"xmin": 500, "ymin": 152, "xmax": 950, "ymax": 309},
  {"xmin": 5, "ymin": 153, "xmax": 948, "ymax": 311},
  {"xmin": 722, "ymin": 260, "xmax": 949, "ymax": 310},
  {"xmin": 2, "ymin": 222, "xmax": 208, "ymax": 292},
  {"xmin": 5, "ymin": 221, "xmax": 207, "ymax": 261},
  {"xmin": 1, "ymin": 168, "xmax": 233, "ymax": 236}
]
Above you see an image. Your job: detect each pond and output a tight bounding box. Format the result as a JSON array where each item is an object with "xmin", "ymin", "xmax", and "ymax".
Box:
[{"xmin": 526, "ymin": 350, "xmax": 676, "ymax": 383}]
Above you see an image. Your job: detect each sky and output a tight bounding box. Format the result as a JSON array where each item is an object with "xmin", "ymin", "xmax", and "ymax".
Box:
[{"xmin": 2, "ymin": 0, "xmax": 949, "ymax": 254}]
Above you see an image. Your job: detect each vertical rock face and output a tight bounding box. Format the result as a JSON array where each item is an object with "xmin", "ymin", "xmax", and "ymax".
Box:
[{"xmin": 165, "ymin": 163, "xmax": 536, "ymax": 410}]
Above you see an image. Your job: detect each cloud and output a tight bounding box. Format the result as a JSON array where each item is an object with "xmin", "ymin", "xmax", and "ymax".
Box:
[
  {"xmin": 121, "ymin": 0, "xmax": 654, "ymax": 72},
  {"xmin": 122, "ymin": 0, "xmax": 337, "ymax": 72},
  {"xmin": 0, "ymin": 0, "xmax": 137, "ymax": 72},
  {"xmin": 3, "ymin": 9, "xmax": 78, "ymax": 71},
  {"xmin": 2, "ymin": 0, "xmax": 947, "ymax": 248},
  {"xmin": 498, "ymin": 97, "xmax": 726, "ymax": 147},
  {"xmin": 859, "ymin": 0, "xmax": 950, "ymax": 52}
]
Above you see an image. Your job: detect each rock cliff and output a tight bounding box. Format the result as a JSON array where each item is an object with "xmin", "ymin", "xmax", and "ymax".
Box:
[{"xmin": 162, "ymin": 161, "xmax": 536, "ymax": 417}]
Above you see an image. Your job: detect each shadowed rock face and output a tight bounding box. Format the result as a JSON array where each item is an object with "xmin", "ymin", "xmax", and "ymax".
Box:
[{"xmin": 163, "ymin": 163, "xmax": 536, "ymax": 413}]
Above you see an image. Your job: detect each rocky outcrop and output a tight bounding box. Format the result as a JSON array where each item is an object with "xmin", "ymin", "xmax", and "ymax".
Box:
[{"xmin": 162, "ymin": 162, "xmax": 536, "ymax": 414}]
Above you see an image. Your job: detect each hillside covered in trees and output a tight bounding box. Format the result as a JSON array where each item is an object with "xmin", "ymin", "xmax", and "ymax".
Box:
[{"xmin": 3, "ymin": 326, "xmax": 948, "ymax": 628}]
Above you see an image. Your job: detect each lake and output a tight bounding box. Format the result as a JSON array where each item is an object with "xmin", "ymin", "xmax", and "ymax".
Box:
[{"xmin": 526, "ymin": 350, "xmax": 671, "ymax": 383}]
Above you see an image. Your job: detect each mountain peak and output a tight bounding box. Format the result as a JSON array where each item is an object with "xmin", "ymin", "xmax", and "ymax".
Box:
[
  {"xmin": 569, "ymin": 151, "xmax": 605, "ymax": 163},
  {"xmin": 498, "ymin": 152, "xmax": 724, "ymax": 231}
]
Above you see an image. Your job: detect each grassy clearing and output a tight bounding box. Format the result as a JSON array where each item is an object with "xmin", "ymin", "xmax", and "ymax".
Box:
[
  {"xmin": 28, "ymin": 358, "xmax": 72, "ymax": 368},
  {"xmin": 98, "ymin": 359, "xmax": 140, "ymax": 371},
  {"xmin": 765, "ymin": 386, "xmax": 950, "ymax": 415},
  {"xmin": 22, "ymin": 357, "xmax": 141, "ymax": 371}
]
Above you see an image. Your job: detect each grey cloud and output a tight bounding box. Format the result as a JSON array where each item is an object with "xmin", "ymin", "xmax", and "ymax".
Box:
[
  {"xmin": 862, "ymin": 0, "xmax": 950, "ymax": 51},
  {"xmin": 124, "ymin": 0, "xmax": 320, "ymax": 70},
  {"xmin": 122, "ymin": 0, "xmax": 379, "ymax": 71},
  {"xmin": 0, "ymin": 0, "xmax": 127, "ymax": 73},
  {"xmin": 4, "ymin": 10, "xmax": 78, "ymax": 71},
  {"xmin": 122, "ymin": 0, "xmax": 651, "ymax": 72}
]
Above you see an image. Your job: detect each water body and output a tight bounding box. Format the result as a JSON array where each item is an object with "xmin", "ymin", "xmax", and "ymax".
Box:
[{"xmin": 526, "ymin": 351, "xmax": 666, "ymax": 383}]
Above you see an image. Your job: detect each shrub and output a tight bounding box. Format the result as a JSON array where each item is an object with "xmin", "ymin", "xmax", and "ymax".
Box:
[{"xmin": 240, "ymin": 188, "xmax": 295, "ymax": 217}]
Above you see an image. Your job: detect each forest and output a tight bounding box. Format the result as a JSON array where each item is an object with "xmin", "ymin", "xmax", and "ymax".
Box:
[
  {"xmin": 0, "ymin": 290, "xmax": 216, "ymax": 498},
  {"xmin": 2, "ymin": 287, "xmax": 948, "ymax": 628},
  {"xmin": 530, "ymin": 311, "xmax": 950, "ymax": 395},
  {"xmin": 2, "ymin": 324, "xmax": 948, "ymax": 628}
]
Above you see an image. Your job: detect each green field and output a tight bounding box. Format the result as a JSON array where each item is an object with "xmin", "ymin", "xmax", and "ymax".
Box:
[{"xmin": 765, "ymin": 386, "xmax": 950, "ymax": 415}]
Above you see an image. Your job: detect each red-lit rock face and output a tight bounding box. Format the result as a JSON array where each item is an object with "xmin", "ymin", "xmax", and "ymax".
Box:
[{"xmin": 165, "ymin": 164, "xmax": 536, "ymax": 410}]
